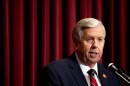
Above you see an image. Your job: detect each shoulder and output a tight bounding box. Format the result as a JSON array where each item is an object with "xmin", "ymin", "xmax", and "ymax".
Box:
[
  {"xmin": 47, "ymin": 58, "xmax": 69, "ymax": 67},
  {"xmin": 44, "ymin": 52, "xmax": 76, "ymax": 71},
  {"xmin": 43, "ymin": 58, "xmax": 70, "ymax": 73},
  {"xmin": 40, "ymin": 58, "xmax": 71, "ymax": 86}
]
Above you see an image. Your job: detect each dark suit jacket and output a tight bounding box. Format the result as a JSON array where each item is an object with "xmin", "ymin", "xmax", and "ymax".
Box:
[{"xmin": 41, "ymin": 53, "xmax": 122, "ymax": 86}]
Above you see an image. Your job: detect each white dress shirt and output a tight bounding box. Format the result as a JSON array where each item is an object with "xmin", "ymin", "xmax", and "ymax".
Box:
[{"xmin": 75, "ymin": 52, "xmax": 101, "ymax": 86}]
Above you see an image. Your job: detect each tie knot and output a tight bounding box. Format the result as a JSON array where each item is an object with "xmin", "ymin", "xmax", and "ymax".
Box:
[{"xmin": 87, "ymin": 69, "xmax": 97, "ymax": 76}]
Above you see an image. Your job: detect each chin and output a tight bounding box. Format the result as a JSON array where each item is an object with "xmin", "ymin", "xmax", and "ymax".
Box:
[{"xmin": 90, "ymin": 59, "xmax": 99, "ymax": 63}]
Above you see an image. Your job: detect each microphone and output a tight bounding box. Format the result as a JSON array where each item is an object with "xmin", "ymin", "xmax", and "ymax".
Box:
[{"xmin": 105, "ymin": 62, "xmax": 130, "ymax": 84}]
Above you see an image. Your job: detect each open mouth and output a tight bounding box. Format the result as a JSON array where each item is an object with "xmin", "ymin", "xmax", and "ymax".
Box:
[
  {"xmin": 89, "ymin": 51, "xmax": 98, "ymax": 54},
  {"xmin": 89, "ymin": 51, "xmax": 98, "ymax": 57}
]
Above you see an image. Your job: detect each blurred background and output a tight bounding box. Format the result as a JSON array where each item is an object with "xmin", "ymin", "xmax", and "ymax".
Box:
[{"xmin": 0, "ymin": 0, "xmax": 129, "ymax": 86}]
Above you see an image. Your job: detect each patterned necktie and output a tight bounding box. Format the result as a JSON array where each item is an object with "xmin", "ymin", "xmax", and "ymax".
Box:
[{"xmin": 88, "ymin": 69, "xmax": 98, "ymax": 86}]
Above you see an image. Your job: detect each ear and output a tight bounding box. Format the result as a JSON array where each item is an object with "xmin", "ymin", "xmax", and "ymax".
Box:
[{"xmin": 74, "ymin": 41, "xmax": 80, "ymax": 50}]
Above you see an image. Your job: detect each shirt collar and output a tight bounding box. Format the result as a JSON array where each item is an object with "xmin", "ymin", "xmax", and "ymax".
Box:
[{"xmin": 75, "ymin": 52, "xmax": 98, "ymax": 75}]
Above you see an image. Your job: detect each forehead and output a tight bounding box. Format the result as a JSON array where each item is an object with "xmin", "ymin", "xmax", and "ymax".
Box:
[{"xmin": 82, "ymin": 25, "xmax": 105, "ymax": 37}]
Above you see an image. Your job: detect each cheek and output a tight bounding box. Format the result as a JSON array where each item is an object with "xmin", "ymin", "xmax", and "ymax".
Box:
[
  {"xmin": 82, "ymin": 44, "xmax": 92, "ymax": 52},
  {"xmin": 99, "ymin": 45, "xmax": 105, "ymax": 54},
  {"xmin": 76, "ymin": 44, "xmax": 89, "ymax": 52},
  {"xmin": 100, "ymin": 44, "xmax": 105, "ymax": 49},
  {"xmin": 76, "ymin": 42, "xmax": 92, "ymax": 51}
]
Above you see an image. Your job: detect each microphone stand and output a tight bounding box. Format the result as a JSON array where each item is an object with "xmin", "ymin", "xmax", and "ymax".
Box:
[
  {"xmin": 105, "ymin": 62, "xmax": 130, "ymax": 84},
  {"xmin": 114, "ymin": 70, "xmax": 130, "ymax": 85}
]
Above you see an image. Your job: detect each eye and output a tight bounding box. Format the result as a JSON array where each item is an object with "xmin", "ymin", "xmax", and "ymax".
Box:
[
  {"xmin": 85, "ymin": 37, "xmax": 93, "ymax": 43},
  {"xmin": 98, "ymin": 38, "xmax": 104, "ymax": 42}
]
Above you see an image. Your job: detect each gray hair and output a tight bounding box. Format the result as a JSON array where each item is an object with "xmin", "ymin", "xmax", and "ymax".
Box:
[{"xmin": 72, "ymin": 18, "xmax": 106, "ymax": 43}]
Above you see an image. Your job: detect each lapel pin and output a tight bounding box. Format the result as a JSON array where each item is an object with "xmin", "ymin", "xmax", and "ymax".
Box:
[{"xmin": 102, "ymin": 74, "xmax": 107, "ymax": 78}]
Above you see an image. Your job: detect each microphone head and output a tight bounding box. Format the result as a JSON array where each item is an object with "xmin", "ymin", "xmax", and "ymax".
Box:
[{"xmin": 104, "ymin": 62, "xmax": 119, "ymax": 72}]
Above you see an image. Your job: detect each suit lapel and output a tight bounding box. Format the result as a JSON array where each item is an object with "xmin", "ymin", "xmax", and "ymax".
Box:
[
  {"xmin": 67, "ymin": 53, "xmax": 112, "ymax": 86},
  {"xmin": 98, "ymin": 63, "xmax": 109, "ymax": 86},
  {"xmin": 68, "ymin": 53, "xmax": 88, "ymax": 86}
]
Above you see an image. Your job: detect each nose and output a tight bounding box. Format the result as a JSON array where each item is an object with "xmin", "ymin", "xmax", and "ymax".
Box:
[{"xmin": 92, "ymin": 39, "xmax": 98, "ymax": 49}]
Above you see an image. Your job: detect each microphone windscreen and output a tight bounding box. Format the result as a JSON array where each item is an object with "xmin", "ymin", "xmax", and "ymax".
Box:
[{"xmin": 104, "ymin": 62, "xmax": 119, "ymax": 72}]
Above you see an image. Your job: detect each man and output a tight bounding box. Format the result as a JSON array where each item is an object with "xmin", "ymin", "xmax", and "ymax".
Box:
[{"xmin": 41, "ymin": 18, "xmax": 122, "ymax": 86}]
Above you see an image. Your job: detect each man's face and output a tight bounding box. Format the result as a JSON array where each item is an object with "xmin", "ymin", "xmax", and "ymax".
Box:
[{"xmin": 75, "ymin": 25, "xmax": 105, "ymax": 66}]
